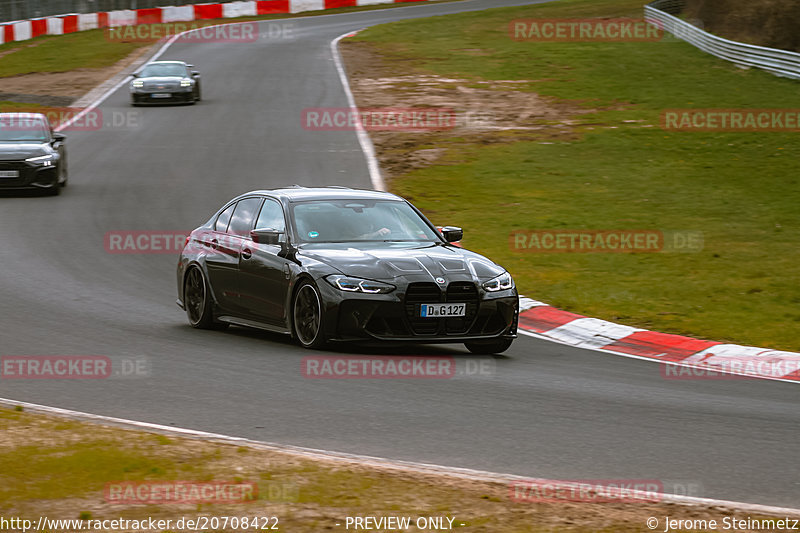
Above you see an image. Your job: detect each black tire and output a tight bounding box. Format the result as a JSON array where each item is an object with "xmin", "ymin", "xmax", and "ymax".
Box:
[
  {"xmin": 59, "ymin": 160, "xmax": 68, "ymax": 188},
  {"xmin": 292, "ymin": 280, "xmax": 326, "ymax": 349},
  {"xmin": 184, "ymin": 266, "xmax": 230, "ymax": 330},
  {"xmin": 43, "ymin": 182, "xmax": 60, "ymax": 196},
  {"xmin": 464, "ymin": 338, "xmax": 513, "ymax": 355},
  {"xmin": 196, "ymin": 83, "xmax": 202, "ymax": 102}
]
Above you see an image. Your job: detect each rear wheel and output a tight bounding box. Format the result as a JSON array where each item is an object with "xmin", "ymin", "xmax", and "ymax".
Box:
[
  {"xmin": 464, "ymin": 338, "xmax": 513, "ymax": 355},
  {"xmin": 292, "ymin": 281, "xmax": 326, "ymax": 349},
  {"xmin": 184, "ymin": 267, "xmax": 228, "ymax": 330}
]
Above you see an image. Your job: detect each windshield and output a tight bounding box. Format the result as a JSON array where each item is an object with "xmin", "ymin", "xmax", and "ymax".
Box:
[
  {"xmin": 291, "ymin": 200, "xmax": 440, "ymax": 243},
  {"xmin": 0, "ymin": 116, "xmax": 49, "ymax": 142},
  {"xmin": 139, "ymin": 64, "xmax": 187, "ymax": 78}
]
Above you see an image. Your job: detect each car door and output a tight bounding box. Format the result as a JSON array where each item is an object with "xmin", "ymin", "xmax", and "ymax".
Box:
[
  {"xmin": 203, "ymin": 202, "xmax": 238, "ymax": 312},
  {"xmin": 238, "ymin": 198, "xmax": 293, "ymax": 326},
  {"xmin": 204, "ymin": 198, "xmax": 262, "ymax": 315}
]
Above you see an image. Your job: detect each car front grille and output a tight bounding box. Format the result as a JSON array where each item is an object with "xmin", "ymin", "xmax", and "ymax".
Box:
[
  {"xmin": 402, "ymin": 281, "xmax": 478, "ymax": 335},
  {"xmin": 0, "ymin": 161, "xmax": 30, "ymax": 186},
  {"xmin": 444, "ymin": 281, "xmax": 479, "ymax": 333},
  {"xmin": 405, "ymin": 282, "xmax": 442, "ymax": 334},
  {"xmin": 144, "ymin": 82, "xmax": 179, "ymax": 91}
]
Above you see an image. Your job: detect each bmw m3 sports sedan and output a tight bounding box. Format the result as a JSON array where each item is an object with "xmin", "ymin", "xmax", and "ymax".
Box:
[
  {"xmin": 0, "ymin": 113, "xmax": 67, "ymax": 195},
  {"xmin": 130, "ymin": 61, "xmax": 201, "ymax": 105},
  {"xmin": 177, "ymin": 187, "xmax": 518, "ymax": 354}
]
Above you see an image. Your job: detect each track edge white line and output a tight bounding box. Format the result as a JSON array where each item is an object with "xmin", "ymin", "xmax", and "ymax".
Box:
[{"xmin": 0, "ymin": 397, "xmax": 797, "ymax": 517}]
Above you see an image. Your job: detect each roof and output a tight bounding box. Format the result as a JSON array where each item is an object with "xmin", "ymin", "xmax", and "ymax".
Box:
[{"xmin": 241, "ymin": 186, "xmax": 402, "ymax": 203}]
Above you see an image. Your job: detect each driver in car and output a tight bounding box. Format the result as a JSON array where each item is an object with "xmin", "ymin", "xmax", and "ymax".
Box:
[{"xmin": 359, "ymin": 227, "xmax": 391, "ymax": 239}]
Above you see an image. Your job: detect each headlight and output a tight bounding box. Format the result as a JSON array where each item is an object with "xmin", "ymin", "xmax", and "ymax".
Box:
[
  {"xmin": 482, "ymin": 272, "xmax": 513, "ymax": 292},
  {"xmin": 180, "ymin": 79, "xmax": 192, "ymax": 87},
  {"xmin": 325, "ymin": 275, "xmax": 395, "ymax": 294},
  {"xmin": 132, "ymin": 79, "xmax": 144, "ymax": 88},
  {"xmin": 25, "ymin": 154, "xmax": 55, "ymax": 167}
]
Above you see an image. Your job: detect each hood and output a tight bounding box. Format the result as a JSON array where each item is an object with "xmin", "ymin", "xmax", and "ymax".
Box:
[
  {"xmin": 298, "ymin": 242, "xmax": 505, "ymax": 284},
  {"xmin": 138, "ymin": 76, "xmax": 186, "ymax": 82},
  {"xmin": 0, "ymin": 142, "xmax": 50, "ymax": 161}
]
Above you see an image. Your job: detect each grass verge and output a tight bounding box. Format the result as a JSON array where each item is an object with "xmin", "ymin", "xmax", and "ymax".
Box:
[
  {"xmin": 343, "ymin": 0, "xmax": 800, "ymax": 351},
  {"xmin": 0, "ymin": 406, "xmax": 785, "ymax": 532}
]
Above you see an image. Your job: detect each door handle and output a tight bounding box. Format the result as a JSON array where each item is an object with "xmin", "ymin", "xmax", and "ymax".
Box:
[
  {"xmin": 242, "ymin": 248, "xmax": 252, "ymax": 260},
  {"xmin": 210, "ymin": 238, "xmax": 219, "ymax": 250}
]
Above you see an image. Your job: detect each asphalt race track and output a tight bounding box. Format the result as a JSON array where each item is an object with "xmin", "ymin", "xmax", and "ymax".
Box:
[{"xmin": 1, "ymin": 0, "xmax": 798, "ymax": 508}]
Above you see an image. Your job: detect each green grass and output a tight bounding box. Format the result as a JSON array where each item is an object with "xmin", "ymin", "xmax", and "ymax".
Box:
[
  {"xmin": 0, "ymin": 31, "xmax": 147, "ymax": 77},
  {"xmin": 5, "ymin": 407, "xmax": 714, "ymax": 533},
  {"xmin": 351, "ymin": 0, "xmax": 800, "ymax": 350},
  {"xmin": 0, "ymin": 442, "xmax": 173, "ymax": 501}
]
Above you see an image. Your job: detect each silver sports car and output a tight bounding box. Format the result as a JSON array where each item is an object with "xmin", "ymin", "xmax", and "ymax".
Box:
[{"xmin": 130, "ymin": 61, "xmax": 201, "ymax": 105}]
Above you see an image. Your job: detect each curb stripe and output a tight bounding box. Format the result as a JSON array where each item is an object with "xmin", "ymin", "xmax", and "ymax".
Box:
[
  {"xmin": 0, "ymin": 0, "xmax": 431, "ymax": 42},
  {"xmin": 517, "ymin": 302, "xmax": 800, "ymax": 383}
]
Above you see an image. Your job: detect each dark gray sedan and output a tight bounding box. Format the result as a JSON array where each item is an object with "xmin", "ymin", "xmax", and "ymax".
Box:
[
  {"xmin": 130, "ymin": 61, "xmax": 201, "ymax": 105},
  {"xmin": 0, "ymin": 113, "xmax": 67, "ymax": 195}
]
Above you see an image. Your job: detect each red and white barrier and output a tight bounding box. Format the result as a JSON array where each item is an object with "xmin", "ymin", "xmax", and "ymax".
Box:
[
  {"xmin": 518, "ymin": 300, "xmax": 800, "ymax": 383},
  {"xmin": 0, "ymin": 0, "xmax": 429, "ymax": 43}
]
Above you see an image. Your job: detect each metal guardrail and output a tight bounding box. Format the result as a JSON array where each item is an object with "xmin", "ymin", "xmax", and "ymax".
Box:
[
  {"xmin": 645, "ymin": 0, "xmax": 800, "ymax": 80},
  {"xmin": 0, "ymin": 0, "xmax": 219, "ymax": 23}
]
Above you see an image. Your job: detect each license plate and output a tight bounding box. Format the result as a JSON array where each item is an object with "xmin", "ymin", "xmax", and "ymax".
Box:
[
  {"xmin": 151, "ymin": 93, "xmax": 172, "ymax": 98},
  {"xmin": 0, "ymin": 170, "xmax": 19, "ymax": 178},
  {"xmin": 420, "ymin": 303, "xmax": 466, "ymax": 318}
]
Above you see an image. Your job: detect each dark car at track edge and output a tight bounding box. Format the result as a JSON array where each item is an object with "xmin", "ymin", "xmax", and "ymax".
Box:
[
  {"xmin": 130, "ymin": 60, "xmax": 201, "ymax": 105},
  {"xmin": 176, "ymin": 186, "xmax": 518, "ymax": 354},
  {"xmin": 0, "ymin": 112, "xmax": 67, "ymax": 195}
]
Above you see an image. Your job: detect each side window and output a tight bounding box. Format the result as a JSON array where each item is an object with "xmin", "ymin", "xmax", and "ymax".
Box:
[
  {"xmin": 254, "ymin": 199, "xmax": 286, "ymax": 232},
  {"xmin": 227, "ymin": 197, "xmax": 264, "ymax": 236},
  {"xmin": 215, "ymin": 203, "xmax": 236, "ymax": 232}
]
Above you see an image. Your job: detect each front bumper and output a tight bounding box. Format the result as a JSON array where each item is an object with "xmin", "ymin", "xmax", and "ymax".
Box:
[
  {"xmin": 0, "ymin": 160, "xmax": 59, "ymax": 190},
  {"xmin": 319, "ymin": 280, "xmax": 518, "ymax": 343},
  {"xmin": 131, "ymin": 88, "xmax": 194, "ymax": 104}
]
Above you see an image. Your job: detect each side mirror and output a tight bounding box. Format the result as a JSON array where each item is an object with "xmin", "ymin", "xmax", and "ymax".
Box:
[
  {"xmin": 440, "ymin": 226, "xmax": 463, "ymax": 243},
  {"xmin": 191, "ymin": 71, "xmax": 200, "ymax": 77},
  {"xmin": 52, "ymin": 132, "xmax": 66, "ymax": 143},
  {"xmin": 131, "ymin": 72, "xmax": 139, "ymax": 77},
  {"xmin": 250, "ymin": 229, "xmax": 284, "ymax": 246}
]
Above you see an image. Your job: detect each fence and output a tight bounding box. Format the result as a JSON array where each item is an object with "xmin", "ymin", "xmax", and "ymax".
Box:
[{"xmin": 645, "ymin": 0, "xmax": 800, "ymax": 80}]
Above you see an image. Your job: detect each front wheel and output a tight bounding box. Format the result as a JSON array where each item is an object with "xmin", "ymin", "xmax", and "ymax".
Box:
[
  {"xmin": 59, "ymin": 159, "xmax": 68, "ymax": 188},
  {"xmin": 464, "ymin": 338, "xmax": 513, "ymax": 355},
  {"xmin": 292, "ymin": 281, "xmax": 326, "ymax": 349}
]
